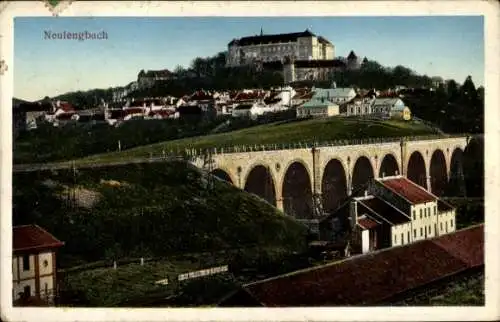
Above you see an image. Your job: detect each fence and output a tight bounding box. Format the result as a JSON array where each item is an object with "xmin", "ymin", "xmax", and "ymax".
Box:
[{"xmin": 166, "ymin": 133, "xmax": 471, "ymax": 158}]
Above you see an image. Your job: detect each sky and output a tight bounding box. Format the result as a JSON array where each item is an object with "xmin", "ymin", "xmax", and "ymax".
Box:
[{"xmin": 14, "ymin": 16, "xmax": 484, "ymax": 101}]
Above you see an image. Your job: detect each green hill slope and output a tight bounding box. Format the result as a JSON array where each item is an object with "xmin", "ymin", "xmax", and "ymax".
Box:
[
  {"xmin": 79, "ymin": 117, "xmax": 441, "ymax": 164},
  {"xmin": 13, "ymin": 161, "xmax": 308, "ymax": 267}
]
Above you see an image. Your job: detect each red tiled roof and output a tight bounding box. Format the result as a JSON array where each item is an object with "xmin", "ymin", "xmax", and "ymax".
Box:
[
  {"xmin": 13, "ymin": 224, "xmax": 64, "ymax": 253},
  {"xmin": 357, "ymin": 216, "xmax": 380, "ymax": 230},
  {"xmin": 432, "ymin": 224, "xmax": 484, "ymax": 268},
  {"xmin": 358, "ymin": 196, "xmax": 410, "ymax": 225},
  {"xmin": 379, "ymin": 177, "xmax": 437, "ymax": 205},
  {"xmin": 223, "ymin": 225, "xmax": 483, "ymax": 307}
]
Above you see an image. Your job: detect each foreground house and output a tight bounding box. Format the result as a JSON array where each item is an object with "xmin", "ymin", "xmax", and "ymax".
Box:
[
  {"xmin": 219, "ymin": 224, "xmax": 483, "ymax": 306},
  {"xmin": 350, "ymin": 175, "xmax": 456, "ymax": 254},
  {"xmin": 13, "ymin": 224, "xmax": 64, "ymax": 306}
]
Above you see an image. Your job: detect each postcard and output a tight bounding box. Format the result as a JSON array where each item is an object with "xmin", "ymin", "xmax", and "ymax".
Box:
[{"xmin": 1, "ymin": 1, "xmax": 499, "ymax": 321}]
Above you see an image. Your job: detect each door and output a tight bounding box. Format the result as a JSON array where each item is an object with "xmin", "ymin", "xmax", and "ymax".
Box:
[{"xmin": 23, "ymin": 285, "xmax": 31, "ymax": 298}]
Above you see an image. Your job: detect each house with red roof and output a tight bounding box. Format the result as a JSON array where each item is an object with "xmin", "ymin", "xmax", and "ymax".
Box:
[
  {"xmin": 12, "ymin": 224, "xmax": 64, "ymax": 306},
  {"xmin": 350, "ymin": 175, "xmax": 457, "ymax": 254}
]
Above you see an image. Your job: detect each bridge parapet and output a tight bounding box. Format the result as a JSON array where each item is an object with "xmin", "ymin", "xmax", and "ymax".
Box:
[{"xmin": 174, "ymin": 134, "xmax": 469, "ymax": 158}]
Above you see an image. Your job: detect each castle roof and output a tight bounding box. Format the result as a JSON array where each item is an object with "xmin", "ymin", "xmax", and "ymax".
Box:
[{"xmin": 229, "ymin": 30, "xmax": 319, "ymax": 47}]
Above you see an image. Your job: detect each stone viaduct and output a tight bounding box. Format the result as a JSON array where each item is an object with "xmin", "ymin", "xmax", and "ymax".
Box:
[{"xmin": 191, "ymin": 135, "xmax": 477, "ymax": 218}]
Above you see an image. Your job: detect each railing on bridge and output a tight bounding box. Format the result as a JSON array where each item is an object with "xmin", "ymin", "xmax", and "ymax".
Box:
[
  {"xmin": 13, "ymin": 133, "xmax": 477, "ymax": 172},
  {"xmin": 174, "ymin": 133, "xmax": 471, "ymax": 158}
]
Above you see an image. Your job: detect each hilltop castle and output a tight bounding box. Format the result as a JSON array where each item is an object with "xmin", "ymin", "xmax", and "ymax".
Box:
[
  {"xmin": 226, "ymin": 29, "xmax": 335, "ymax": 67},
  {"xmin": 226, "ymin": 29, "xmax": 361, "ymax": 83}
]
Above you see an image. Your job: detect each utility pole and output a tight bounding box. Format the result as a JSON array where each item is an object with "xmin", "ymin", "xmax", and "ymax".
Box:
[{"xmin": 203, "ymin": 148, "xmax": 215, "ymax": 191}]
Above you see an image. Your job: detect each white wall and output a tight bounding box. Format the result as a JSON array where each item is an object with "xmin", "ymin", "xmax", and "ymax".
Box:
[
  {"xmin": 12, "ymin": 252, "xmax": 56, "ymax": 301},
  {"xmin": 327, "ymin": 105, "xmax": 340, "ymax": 116},
  {"xmin": 410, "ymin": 201, "xmax": 438, "ymax": 242},
  {"xmin": 12, "ymin": 279, "xmax": 36, "ymax": 301},
  {"xmin": 391, "ymin": 222, "xmax": 412, "ymax": 246},
  {"xmin": 38, "ymin": 252, "xmax": 54, "ymax": 276},
  {"xmin": 438, "ymin": 210, "xmax": 456, "ymax": 235},
  {"xmin": 39, "ymin": 275, "xmax": 55, "ymax": 300},
  {"xmin": 361, "ymin": 229, "xmax": 370, "ymax": 253},
  {"xmin": 17, "ymin": 254, "xmax": 35, "ymax": 280}
]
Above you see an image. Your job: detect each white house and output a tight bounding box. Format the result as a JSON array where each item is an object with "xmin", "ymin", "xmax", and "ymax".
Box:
[
  {"xmin": 232, "ymin": 102, "xmax": 277, "ymax": 119},
  {"xmin": 371, "ymin": 98, "xmax": 411, "ymax": 120},
  {"xmin": 13, "ymin": 225, "xmax": 64, "ymax": 306},
  {"xmin": 350, "ymin": 175, "xmax": 456, "ymax": 254},
  {"xmin": 296, "ymin": 98, "xmax": 339, "ymax": 118},
  {"xmin": 346, "ymin": 97, "xmax": 375, "ymax": 116},
  {"xmin": 271, "ymin": 86, "xmax": 297, "ymax": 108}
]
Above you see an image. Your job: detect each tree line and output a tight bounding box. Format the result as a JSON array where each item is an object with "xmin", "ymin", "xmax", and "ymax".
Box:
[{"xmin": 45, "ymin": 52, "xmax": 483, "ymax": 135}]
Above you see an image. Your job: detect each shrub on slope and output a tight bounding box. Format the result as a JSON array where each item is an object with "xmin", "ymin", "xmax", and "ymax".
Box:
[{"xmin": 13, "ymin": 161, "xmax": 308, "ymax": 267}]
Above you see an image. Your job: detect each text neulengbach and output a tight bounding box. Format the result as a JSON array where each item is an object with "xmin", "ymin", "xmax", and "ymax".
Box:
[{"xmin": 43, "ymin": 30, "xmax": 108, "ymax": 41}]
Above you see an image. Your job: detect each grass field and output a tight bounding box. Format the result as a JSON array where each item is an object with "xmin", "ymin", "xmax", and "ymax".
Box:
[
  {"xmin": 76, "ymin": 117, "xmax": 441, "ymax": 164},
  {"xmin": 397, "ymin": 272, "xmax": 485, "ymax": 306}
]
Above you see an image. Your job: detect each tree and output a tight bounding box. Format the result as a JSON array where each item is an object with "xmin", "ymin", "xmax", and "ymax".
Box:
[
  {"xmin": 446, "ymin": 79, "xmax": 460, "ymax": 101},
  {"xmin": 460, "ymin": 75, "xmax": 478, "ymax": 101}
]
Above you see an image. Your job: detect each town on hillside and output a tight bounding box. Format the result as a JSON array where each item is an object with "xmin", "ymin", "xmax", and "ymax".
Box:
[{"xmin": 11, "ymin": 25, "xmax": 485, "ymax": 310}]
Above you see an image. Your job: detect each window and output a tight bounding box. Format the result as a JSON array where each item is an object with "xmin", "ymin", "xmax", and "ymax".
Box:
[
  {"xmin": 451, "ymin": 219, "xmax": 454, "ymax": 228},
  {"xmin": 420, "ymin": 227, "xmax": 423, "ymax": 236},
  {"xmin": 44, "ymin": 283, "xmax": 48, "ymax": 296},
  {"xmin": 440, "ymin": 222, "xmax": 443, "ymax": 231},
  {"xmin": 424, "ymin": 208, "xmax": 426, "ymax": 218},
  {"xmin": 434, "ymin": 206, "xmax": 437, "ymax": 215},
  {"xmin": 393, "ymin": 234, "xmax": 397, "ymax": 245},
  {"xmin": 434, "ymin": 224, "xmax": 437, "ymax": 235},
  {"xmin": 23, "ymin": 285, "xmax": 31, "ymax": 297},
  {"xmin": 413, "ymin": 210, "xmax": 416, "ymax": 220},
  {"xmin": 420, "ymin": 209, "xmax": 422, "ymax": 219},
  {"xmin": 413, "ymin": 229, "xmax": 416, "ymax": 238},
  {"xmin": 407, "ymin": 231, "xmax": 410, "ymax": 243},
  {"xmin": 446, "ymin": 221, "xmax": 448, "ymax": 232},
  {"xmin": 22, "ymin": 255, "xmax": 30, "ymax": 271}
]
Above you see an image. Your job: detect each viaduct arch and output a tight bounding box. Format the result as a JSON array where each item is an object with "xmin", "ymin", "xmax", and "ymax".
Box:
[
  {"xmin": 200, "ymin": 136, "xmax": 472, "ymax": 217},
  {"xmin": 243, "ymin": 164, "xmax": 277, "ymax": 206},
  {"xmin": 281, "ymin": 161, "xmax": 313, "ymax": 219},
  {"xmin": 321, "ymin": 159, "xmax": 348, "ymax": 214}
]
